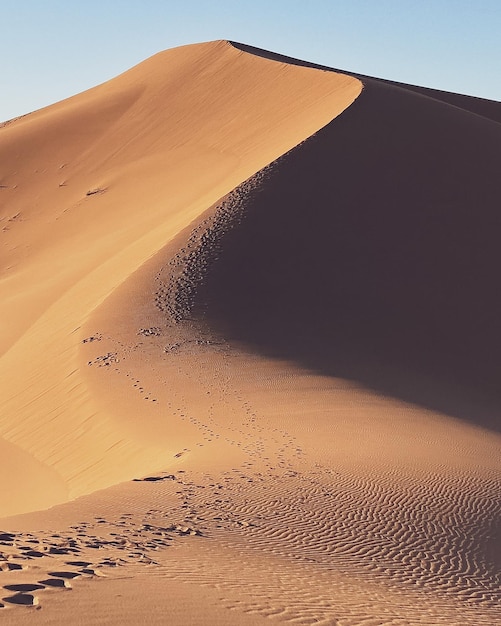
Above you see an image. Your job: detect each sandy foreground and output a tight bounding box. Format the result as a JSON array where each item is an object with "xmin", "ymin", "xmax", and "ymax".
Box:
[{"xmin": 0, "ymin": 40, "xmax": 500, "ymax": 625}]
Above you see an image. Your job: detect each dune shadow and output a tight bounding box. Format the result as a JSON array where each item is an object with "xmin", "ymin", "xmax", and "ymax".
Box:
[{"xmin": 193, "ymin": 81, "xmax": 501, "ymax": 432}]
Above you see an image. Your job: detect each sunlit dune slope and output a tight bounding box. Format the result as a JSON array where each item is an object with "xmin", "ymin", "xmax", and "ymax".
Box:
[{"xmin": 0, "ymin": 40, "xmax": 361, "ymax": 516}]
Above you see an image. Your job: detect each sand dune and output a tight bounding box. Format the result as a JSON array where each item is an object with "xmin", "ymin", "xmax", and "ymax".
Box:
[
  {"xmin": 1, "ymin": 40, "xmax": 500, "ymax": 625},
  {"xmin": 0, "ymin": 40, "xmax": 360, "ymax": 514}
]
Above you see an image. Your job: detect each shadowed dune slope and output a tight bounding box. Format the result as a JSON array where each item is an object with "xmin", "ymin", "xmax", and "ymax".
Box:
[
  {"xmin": 0, "ymin": 40, "xmax": 361, "ymax": 516},
  {"xmin": 183, "ymin": 77, "xmax": 501, "ymax": 427}
]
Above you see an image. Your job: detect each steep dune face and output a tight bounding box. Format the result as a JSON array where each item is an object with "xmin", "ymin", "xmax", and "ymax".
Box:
[
  {"xmin": 192, "ymin": 79, "xmax": 501, "ymax": 417},
  {"xmin": 0, "ymin": 41, "xmax": 361, "ymax": 516}
]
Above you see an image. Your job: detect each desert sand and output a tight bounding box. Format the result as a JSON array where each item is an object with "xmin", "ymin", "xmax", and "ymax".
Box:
[{"xmin": 0, "ymin": 40, "xmax": 500, "ymax": 625}]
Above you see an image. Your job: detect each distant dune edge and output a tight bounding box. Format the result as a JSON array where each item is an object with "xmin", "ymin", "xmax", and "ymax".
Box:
[{"xmin": 0, "ymin": 41, "xmax": 500, "ymax": 625}]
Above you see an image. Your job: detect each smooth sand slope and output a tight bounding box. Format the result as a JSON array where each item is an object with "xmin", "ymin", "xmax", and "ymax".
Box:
[
  {"xmin": 1, "ymin": 40, "xmax": 500, "ymax": 625},
  {"xmin": 0, "ymin": 40, "xmax": 360, "ymax": 514}
]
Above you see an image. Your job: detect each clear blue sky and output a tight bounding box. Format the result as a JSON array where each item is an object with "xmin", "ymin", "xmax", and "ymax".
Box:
[{"xmin": 2, "ymin": 0, "xmax": 500, "ymax": 122}]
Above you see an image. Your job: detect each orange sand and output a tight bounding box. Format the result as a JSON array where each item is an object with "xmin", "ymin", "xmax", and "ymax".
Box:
[{"xmin": 0, "ymin": 40, "xmax": 499, "ymax": 625}]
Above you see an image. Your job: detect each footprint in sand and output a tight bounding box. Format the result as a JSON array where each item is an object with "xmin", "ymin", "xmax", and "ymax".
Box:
[
  {"xmin": 48, "ymin": 570, "xmax": 81, "ymax": 580},
  {"xmin": 1, "ymin": 593, "xmax": 40, "ymax": 607},
  {"xmin": 80, "ymin": 567, "xmax": 106, "ymax": 577},
  {"xmin": 4, "ymin": 584, "xmax": 45, "ymax": 593},
  {"xmin": 0, "ymin": 514, "xmax": 207, "ymax": 610},
  {"xmin": 21, "ymin": 549, "xmax": 45, "ymax": 558},
  {"xmin": 0, "ymin": 562, "xmax": 24, "ymax": 572},
  {"xmin": 39, "ymin": 578, "xmax": 72, "ymax": 588}
]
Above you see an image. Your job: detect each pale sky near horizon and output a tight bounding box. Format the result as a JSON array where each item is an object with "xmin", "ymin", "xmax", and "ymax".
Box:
[{"xmin": 1, "ymin": 0, "xmax": 500, "ymax": 122}]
